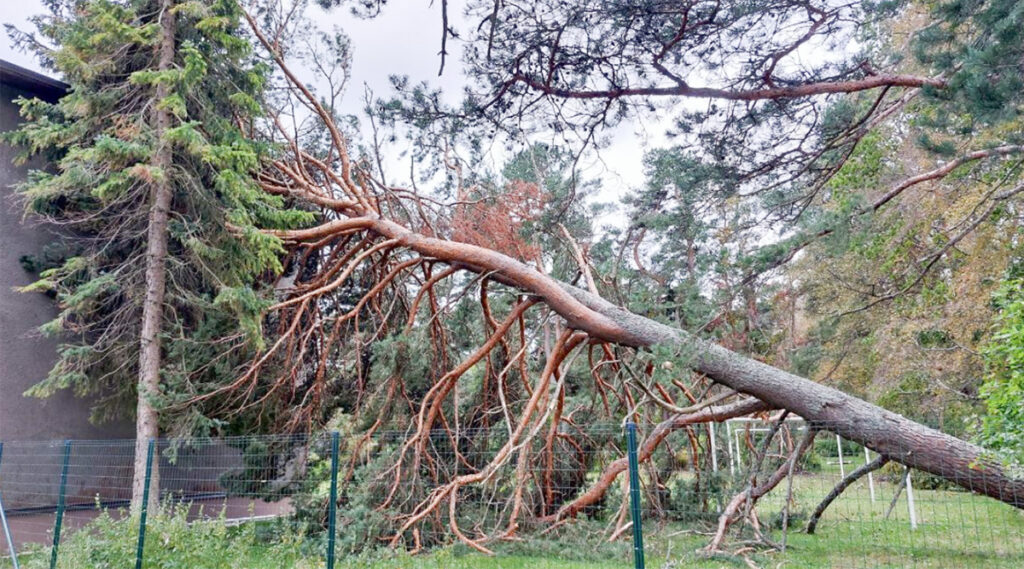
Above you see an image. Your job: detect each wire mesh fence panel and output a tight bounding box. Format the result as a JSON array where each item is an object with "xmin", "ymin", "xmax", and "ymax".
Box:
[
  {"xmin": 152, "ymin": 434, "xmax": 308, "ymax": 525},
  {"xmin": 0, "ymin": 434, "xmax": 325, "ymax": 569},
  {"xmin": 137, "ymin": 433, "xmax": 326, "ymax": 568},
  {"xmin": 0, "ymin": 420, "xmax": 1022, "ymax": 569},
  {"xmin": 0, "ymin": 440, "xmax": 80, "ymax": 562},
  {"xmin": 636, "ymin": 418, "xmax": 1024, "ymax": 569}
]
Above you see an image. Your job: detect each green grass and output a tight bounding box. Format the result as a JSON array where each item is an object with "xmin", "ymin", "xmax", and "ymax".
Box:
[
  {"xmin": 2, "ymin": 469, "xmax": 1022, "ymax": 568},
  {"xmin": 636, "ymin": 465, "xmax": 1024, "ymax": 569}
]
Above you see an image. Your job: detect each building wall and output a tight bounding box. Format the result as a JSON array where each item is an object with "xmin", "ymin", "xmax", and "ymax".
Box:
[
  {"xmin": 0, "ymin": 80, "xmax": 132, "ymax": 443},
  {"xmin": 0, "ymin": 68, "xmax": 242, "ymax": 517}
]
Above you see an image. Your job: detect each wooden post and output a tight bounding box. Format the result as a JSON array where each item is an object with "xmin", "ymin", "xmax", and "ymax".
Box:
[
  {"xmin": 835, "ymin": 434, "xmax": 845, "ymax": 478},
  {"xmin": 906, "ymin": 470, "xmax": 918, "ymax": 529},
  {"xmin": 865, "ymin": 447, "xmax": 876, "ymax": 502},
  {"xmin": 725, "ymin": 421, "xmax": 735, "ymax": 476}
]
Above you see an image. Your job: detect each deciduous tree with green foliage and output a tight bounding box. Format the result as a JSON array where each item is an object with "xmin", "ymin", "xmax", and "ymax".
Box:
[{"xmin": 982, "ymin": 268, "xmax": 1024, "ymax": 468}]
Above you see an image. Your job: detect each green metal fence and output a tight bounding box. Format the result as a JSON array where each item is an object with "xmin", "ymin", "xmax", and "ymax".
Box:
[{"xmin": 1, "ymin": 421, "xmax": 1022, "ymax": 569}]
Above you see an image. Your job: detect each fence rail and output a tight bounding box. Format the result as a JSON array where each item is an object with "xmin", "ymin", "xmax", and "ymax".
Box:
[{"xmin": 1, "ymin": 420, "xmax": 1022, "ymax": 568}]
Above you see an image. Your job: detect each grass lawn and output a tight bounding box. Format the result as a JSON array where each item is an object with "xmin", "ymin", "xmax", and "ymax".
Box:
[
  {"xmin": 2, "ymin": 465, "xmax": 1021, "ymax": 568},
  {"xmin": 636, "ymin": 463, "xmax": 1024, "ymax": 568}
]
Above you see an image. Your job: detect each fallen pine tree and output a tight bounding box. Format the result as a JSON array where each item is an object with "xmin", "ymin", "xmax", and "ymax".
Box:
[{"xmin": 196, "ymin": 0, "xmax": 1024, "ymax": 552}]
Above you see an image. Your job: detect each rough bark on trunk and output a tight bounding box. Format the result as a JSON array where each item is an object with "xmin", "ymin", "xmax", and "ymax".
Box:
[
  {"xmin": 131, "ymin": 0, "xmax": 175, "ymax": 514},
  {"xmin": 560, "ymin": 284, "xmax": 1024, "ymax": 509},
  {"xmin": 312, "ymin": 217, "xmax": 1024, "ymax": 510}
]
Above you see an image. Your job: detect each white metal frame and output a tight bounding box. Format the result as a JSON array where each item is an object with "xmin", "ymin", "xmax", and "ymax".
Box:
[{"xmin": 719, "ymin": 415, "xmax": 918, "ymax": 529}]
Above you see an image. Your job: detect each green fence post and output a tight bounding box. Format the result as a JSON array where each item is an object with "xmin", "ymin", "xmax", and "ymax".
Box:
[
  {"xmin": 326, "ymin": 432, "xmax": 340, "ymax": 569},
  {"xmin": 1, "ymin": 442, "xmax": 22, "ymax": 569},
  {"xmin": 49, "ymin": 440, "xmax": 72, "ymax": 569},
  {"xmin": 135, "ymin": 439, "xmax": 155, "ymax": 569},
  {"xmin": 625, "ymin": 422, "xmax": 646, "ymax": 569}
]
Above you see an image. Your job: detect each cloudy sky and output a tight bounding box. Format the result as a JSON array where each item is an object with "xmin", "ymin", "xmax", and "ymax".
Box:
[{"xmin": 1, "ymin": 1, "xmax": 665, "ymax": 220}]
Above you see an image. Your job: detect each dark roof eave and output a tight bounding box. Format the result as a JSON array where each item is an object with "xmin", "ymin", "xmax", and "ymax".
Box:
[{"xmin": 0, "ymin": 59, "xmax": 69, "ymax": 103}]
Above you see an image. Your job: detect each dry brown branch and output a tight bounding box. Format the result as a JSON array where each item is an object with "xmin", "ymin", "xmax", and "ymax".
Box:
[
  {"xmin": 543, "ymin": 398, "xmax": 771, "ymax": 522},
  {"xmin": 705, "ymin": 428, "xmax": 818, "ymax": 552},
  {"xmin": 388, "ymin": 330, "xmax": 588, "ymax": 550}
]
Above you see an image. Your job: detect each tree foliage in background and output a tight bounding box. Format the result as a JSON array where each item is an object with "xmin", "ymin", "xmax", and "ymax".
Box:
[
  {"xmin": 777, "ymin": 0, "xmax": 1024, "ymax": 438},
  {"xmin": 981, "ymin": 267, "xmax": 1024, "ymax": 467}
]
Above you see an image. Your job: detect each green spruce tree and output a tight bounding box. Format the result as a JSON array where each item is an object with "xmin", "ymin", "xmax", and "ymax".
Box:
[{"xmin": 6, "ymin": 0, "xmax": 311, "ymax": 509}]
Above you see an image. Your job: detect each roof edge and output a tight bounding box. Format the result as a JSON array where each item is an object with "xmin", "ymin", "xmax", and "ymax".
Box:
[{"xmin": 1, "ymin": 59, "xmax": 69, "ymax": 102}]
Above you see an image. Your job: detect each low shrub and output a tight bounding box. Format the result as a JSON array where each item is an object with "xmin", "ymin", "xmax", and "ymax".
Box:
[{"xmin": 15, "ymin": 504, "xmax": 315, "ymax": 569}]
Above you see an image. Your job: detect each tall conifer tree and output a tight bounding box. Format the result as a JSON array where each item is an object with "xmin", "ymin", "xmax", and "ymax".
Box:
[{"xmin": 6, "ymin": 0, "xmax": 311, "ymax": 508}]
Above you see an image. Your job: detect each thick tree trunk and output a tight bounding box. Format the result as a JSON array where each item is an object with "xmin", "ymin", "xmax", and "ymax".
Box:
[
  {"xmin": 131, "ymin": 0, "xmax": 175, "ymax": 513},
  {"xmin": 314, "ymin": 217, "xmax": 1024, "ymax": 510},
  {"xmin": 560, "ymin": 285, "xmax": 1024, "ymax": 509}
]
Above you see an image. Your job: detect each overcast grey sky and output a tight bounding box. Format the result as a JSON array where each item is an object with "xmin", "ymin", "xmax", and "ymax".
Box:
[{"xmin": 1, "ymin": 1, "xmax": 662, "ymax": 222}]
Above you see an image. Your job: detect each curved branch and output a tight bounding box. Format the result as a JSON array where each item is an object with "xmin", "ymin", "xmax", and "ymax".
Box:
[
  {"xmin": 509, "ymin": 72, "xmax": 945, "ymax": 102},
  {"xmin": 543, "ymin": 397, "xmax": 771, "ymax": 522},
  {"xmin": 806, "ymin": 454, "xmax": 890, "ymax": 534},
  {"xmin": 267, "ymin": 207, "xmax": 1024, "ymax": 510}
]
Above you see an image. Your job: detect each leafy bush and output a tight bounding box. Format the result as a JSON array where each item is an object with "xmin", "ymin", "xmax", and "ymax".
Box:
[
  {"xmin": 666, "ymin": 471, "xmax": 730, "ymax": 524},
  {"xmin": 811, "ymin": 436, "xmax": 862, "ymax": 459},
  {"xmin": 980, "ymin": 274, "xmax": 1024, "ymax": 469},
  {"xmin": 800, "ymin": 448, "xmax": 824, "ymax": 473},
  {"xmin": 16, "ymin": 505, "xmax": 314, "ymax": 569},
  {"xmin": 877, "ymin": 462, "xmax": 959, "ymax": 492}
]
